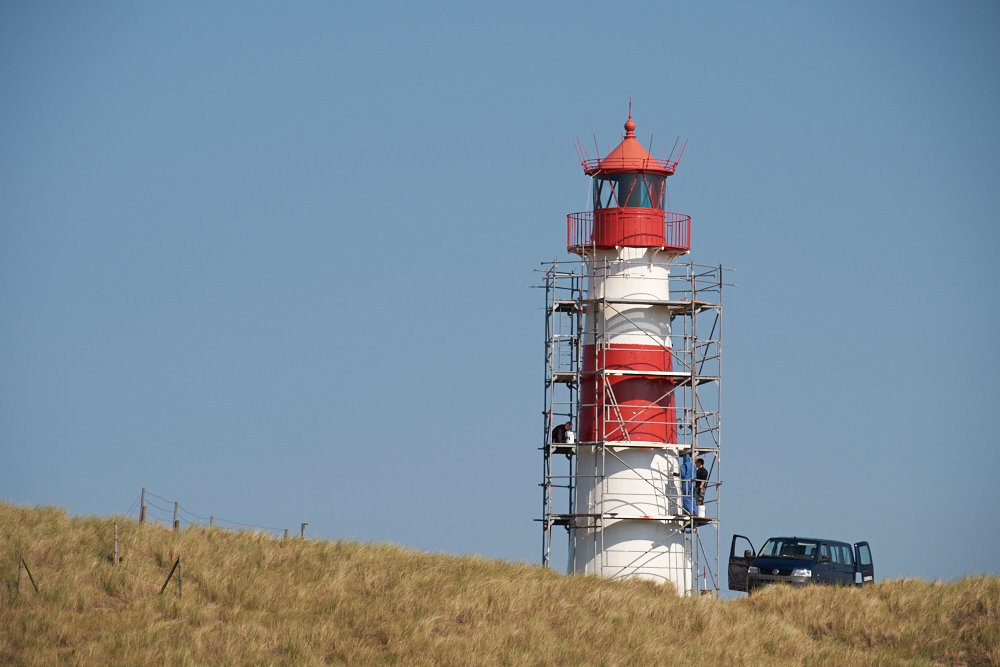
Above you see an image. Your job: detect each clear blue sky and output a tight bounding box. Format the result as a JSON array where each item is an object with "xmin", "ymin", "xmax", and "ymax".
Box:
[{"xmin": 3, "ymin": 2, "xmax": 998, "ymax": 586}]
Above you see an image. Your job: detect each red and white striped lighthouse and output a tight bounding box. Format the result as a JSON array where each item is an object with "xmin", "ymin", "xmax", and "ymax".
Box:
[{"xmin": 568, "ymin": 112, "xmax": 695, "ymax": 591}]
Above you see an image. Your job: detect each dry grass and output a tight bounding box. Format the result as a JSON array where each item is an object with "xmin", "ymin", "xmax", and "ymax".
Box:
[{"xmin": 2, "ymin": 502, "xmax": 997, "ymax": 665}]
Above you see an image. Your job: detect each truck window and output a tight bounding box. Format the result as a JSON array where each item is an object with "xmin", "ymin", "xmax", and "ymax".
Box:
[
  {"xmin": 858, "ymin": 544, "xmax": 872, "ymax": 566},
  {"xmin": 760, "ymin": 538, "xmax": 818, "ymax": 560},
  {"xmin": 840, "ymin": 545, "xmax": 854, "ymax": 566}
]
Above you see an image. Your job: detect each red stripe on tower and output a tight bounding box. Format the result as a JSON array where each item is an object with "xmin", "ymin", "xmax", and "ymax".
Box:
[{"xmin": 579, "ymin": 344, "xmax": 678, "ymax": 443}]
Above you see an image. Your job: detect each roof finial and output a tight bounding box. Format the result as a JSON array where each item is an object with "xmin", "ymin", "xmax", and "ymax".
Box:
[{"xmin": 624, "ymin": 99, "xmax": 636, "ymax": 138}]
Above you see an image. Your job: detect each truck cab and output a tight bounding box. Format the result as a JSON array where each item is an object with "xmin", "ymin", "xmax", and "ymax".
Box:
[{"xmin": 729, "ymin": 534, "xmax": 874, "ymax": 592}]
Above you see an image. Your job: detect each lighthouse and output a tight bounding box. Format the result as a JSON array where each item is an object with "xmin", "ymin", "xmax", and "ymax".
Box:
[{"xmin": 540, "ymin": 111, "xmax": 724, "ymax": 595}]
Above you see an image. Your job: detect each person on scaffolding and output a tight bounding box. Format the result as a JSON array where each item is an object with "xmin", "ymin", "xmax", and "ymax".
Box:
[
  {"xmin": 695, "ymin": 457, "xmax": 708, "ymax": 511},
  {"xmin": 679, "ymin": 449, "xmax": 695, "ymax": 515},
  {"xmin": 551, "ymin": 420, "xmax": 574, "ymax": 444}
]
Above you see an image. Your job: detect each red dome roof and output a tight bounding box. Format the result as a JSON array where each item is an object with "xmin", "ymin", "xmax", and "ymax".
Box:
[{"xmin": 582, "ymin": 115, "xmax": 678, "ymax": 176}]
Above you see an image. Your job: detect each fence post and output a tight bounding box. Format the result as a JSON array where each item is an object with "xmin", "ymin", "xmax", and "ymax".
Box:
[
  {"xmin": 19, "ymin": 556, "xmax": 39, "ymax": 593},
  {"xmin": 140, "ymin": 487, "xmax": 146, "ymax": 524},
  {"xmin": 300, "ymin": 522, "xmax": 308, "ymax": 539},
  {"xmin": 283, "ymin": 528, "xmax": 288, "ymax": 540},
  {"xmin": 159, "ymin": 557, "xmax": 180, "ymax": 596},
  {"xmin": 114, "ymin": 523, "xmax": 120, "ymax": 565},
  {"xmin": 173, "ymin": 502, "xmax": 179, "ymax": 532},
  {"xmin": 210, "ymin": 515, "xmax": 214, "ymax": 529}
]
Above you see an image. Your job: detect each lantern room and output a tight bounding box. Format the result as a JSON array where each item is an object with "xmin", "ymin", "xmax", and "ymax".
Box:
[{"xmin": 568, "ymin": 114, "xmax": 690, "ymax": 253}]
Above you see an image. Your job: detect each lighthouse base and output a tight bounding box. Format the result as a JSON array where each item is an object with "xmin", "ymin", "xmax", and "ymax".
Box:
[{"xmin": 570, "ymin": 519, "xmax": 692, "ymax": 595}]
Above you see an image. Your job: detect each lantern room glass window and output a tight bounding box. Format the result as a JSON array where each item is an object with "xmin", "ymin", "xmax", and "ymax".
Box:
[{"xmin": 593, "ymin": 173, "xmax": 666, "ymax": 209}]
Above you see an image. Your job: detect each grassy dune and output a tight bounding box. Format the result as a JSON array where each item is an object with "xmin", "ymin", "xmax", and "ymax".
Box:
[{"xmin": 2, "ymin": 503, "xmax": 997, "ymax": 665}]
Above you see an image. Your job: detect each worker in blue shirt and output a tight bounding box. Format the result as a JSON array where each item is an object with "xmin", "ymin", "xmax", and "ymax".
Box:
[{"xmin": 679, "ymin": 449, "xmax": 694, "ymax": 515}]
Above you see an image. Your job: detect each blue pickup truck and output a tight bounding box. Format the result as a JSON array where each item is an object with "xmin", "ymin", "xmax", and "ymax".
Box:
[{"xmin": 728, "ymin": 534, "xmax": 874, "ymax": 592}]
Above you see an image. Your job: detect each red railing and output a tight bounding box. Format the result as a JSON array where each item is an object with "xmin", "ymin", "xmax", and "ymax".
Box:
[
  {"xmin": 567, "ymin": 210, "xmax": 690, "ymax": 254},
  {"xmin": 580, "ymin": 156, "xmax": 678, "ymax": 174}
]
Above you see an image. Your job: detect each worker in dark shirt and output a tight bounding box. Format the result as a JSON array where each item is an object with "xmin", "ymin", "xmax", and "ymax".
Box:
[
  {"xmin": 551, "ymin": 421, "xmax": 573, "ymax": 444},
  {"xmin": 695, "ymin": 457, "xmax": 708, "ymax": 507}
]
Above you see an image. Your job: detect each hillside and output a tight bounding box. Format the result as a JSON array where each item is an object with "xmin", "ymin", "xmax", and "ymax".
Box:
[{"xmin": 2, "ymin": 503, "xmax": 997, "ymax": 665}]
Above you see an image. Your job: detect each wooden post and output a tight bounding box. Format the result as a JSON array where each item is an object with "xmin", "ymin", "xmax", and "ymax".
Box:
[
  {"xmin": 283, "ymin": 528, "xmax": 288, "ymax": 539},
  {"xmin": 210, "ymin": 515, "xmax": 214, "ymax": 529},
  {"xmin": 159, "ymin": 557, "xmax": 180, "ymax": 595},
  {"xmin": 114, "ymin": 523, "xmax": 120, "ymax": 565},
  {"xmin": 300, "ymin": 522, "xmax": 308, "ymax": 539},
  {"xmin": 20, "ymin": 557, "xmax": 39, "ymax": 593},
  {"xmin": 139, "ymin": 487, "xmax": 146, "ymax": 524},
  {"xmin": 173, "ymin": 502, "xmax": 179, "ymax": 532}
]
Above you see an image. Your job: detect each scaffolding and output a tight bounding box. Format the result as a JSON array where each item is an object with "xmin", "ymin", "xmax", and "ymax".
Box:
[{"xmin": 539, "ymin": 259, "xmax": 727, "ymax": 595}]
